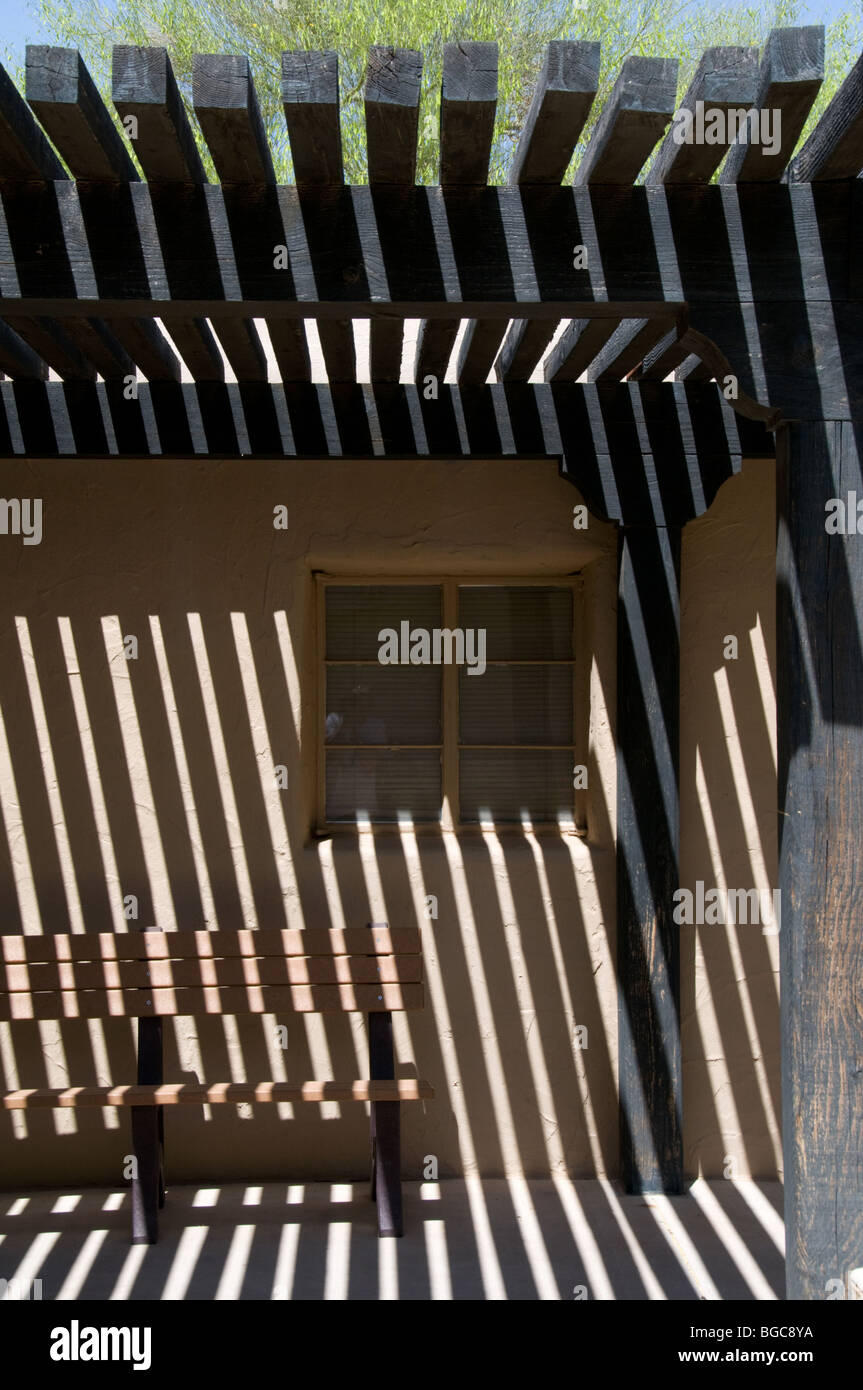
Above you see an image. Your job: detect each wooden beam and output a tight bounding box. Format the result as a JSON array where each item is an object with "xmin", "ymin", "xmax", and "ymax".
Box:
[
  {"xmin": 0, "ymin": 319, "xmax": 47, "ymax": 379},
  {"xmin": 112, "ymin": 44, "xmax": 207, "ymax": 183},
  {"xmin": 617, "ymin": 524, "xmax": 683, "ymax": 1194},
  {"xmin": 192, "ymin": 53, "xmax": 275, "ymax": 184},
  {"xmin": 455, "ymin": 318, "xmax": 507, "ymax": 383},
  {"xmin": 785, "ymin": 48, "xmax": 863, "ymax": 180},
  {"xmin": 440, "ymin": 41, "xmax": 498, "ymax": 184},
  {"xmin": 369, "ymin": 315, "xmax": 403, "ymax": 382},
  {"xmin": 164, "ymin": 316, "xmax": 224, "ymax": 382},
  {"xmin": 317, "ymin": 317, "xmax": 356, "ymax": 381},
  {"xmin": 103, "ymin": 316, "xmax": 180, "ymax": 382},
  {"xmin": 586, "ymin": 315, "xmax": 680, "ymax": 380},
  {"xmin": 646, "ymin": 46, "xmax": 759, "ymax": 185},
  {"xmin": 544, "ymin": 317, "xmax": 618, "ymax": 380},
  {"xmin": 282, "ymin": 50, "xmax": 343, "ymax": 184},
  {"xmin": 62, "ymin": 315, "xmax": 135, "ymax": 380},
  {"xmin": 4, "ymin": 315, "xmax": 95, "ymax": 380},
  {"xmin": 0, "ymin": 60, "xmax": 65, "ymax": 179},
  {"xmin": 721, "ymin": 26, "xmax": 824, "ymax": 183},
  {"xmin": 25, "ymin": 46, "xmax": 188, "ymax": 384},
  {"xmin": 365, "ymin": 46, "xmax": 422, "ymax": 184},
  {"xmin": 777, "ymin": 419, "xmax": 863, "ymax": 1298},
  {"xmin": 364, "ymin": 48, "xmax": 419, "ymax": 385},
  {"xmin": 113, "ymin": 47, "xmax": 271, "ymax": 382},
  {"xmin": 587, "ymin": 317, "xmax": 678, "ymax": 382},
  {"xmin": 574, "ymin": 56, "xmax": 678, "ymax": 184},
  {"xmin": 414, "ymin": 316, "xmax": 459, "ymax": 382},
  {"xmin": 632, "ymin": 325, "xmax": 690, "ymax": 381},
  {"xmin": 0, "ymin": 981, "xmax": 426, "ymax": 1020},
  {"xmin": 26, "ymin": 45, "xmax": 138, "ymax": 180},
  {"xmin": 508, "ymin": 40, "xmax": 600, "ymax": 184},
  {"xmin": 494, "ymin": 318, "xmax": 559, "ymax": 380}
]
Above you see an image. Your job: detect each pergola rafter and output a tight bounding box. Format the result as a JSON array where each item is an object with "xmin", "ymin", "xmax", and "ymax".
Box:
[{"xmin": 0, "ymin": 26, "xmax": 861, "ymax": 1301}]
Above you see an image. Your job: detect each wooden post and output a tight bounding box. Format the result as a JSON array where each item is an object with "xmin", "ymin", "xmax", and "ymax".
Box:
[
  {"xmin": 617, "ymin": 524, "xmax": 684, "ymax": 1193},
  {"xmin": 777, "ymin": 419, "xmax": 863, "ymax": 1299}
]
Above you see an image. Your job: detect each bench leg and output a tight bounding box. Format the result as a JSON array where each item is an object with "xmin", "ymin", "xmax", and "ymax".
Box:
[
  {"xmin": 368, "ymin": 1011, "xmax": 403, "ymax": 1238},
  {"xmin": 131, "ymin": 1105, "xmax": 161, "ymax": 1244},
  {"xmin": 132, "ymin": 1016, "xmax": 164, "ymax": 1244}
]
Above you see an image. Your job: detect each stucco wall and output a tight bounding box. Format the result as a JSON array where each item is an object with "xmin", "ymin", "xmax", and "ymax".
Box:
[{"xmin": 0, "ymin": 452, "xmax": 777, "ymax": 1187}]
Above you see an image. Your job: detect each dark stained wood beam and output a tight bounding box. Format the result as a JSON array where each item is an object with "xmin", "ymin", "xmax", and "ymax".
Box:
[
  {"xmin": 5, "ymin": 315, "xmax": 96, "ymax": 380},
  {"xmin": 617, "ymin": 523, "xmax": 683, "ymax": 1194},
  {"xmin": 777, "ymin": 418, "xmax": 863, "ymax": 1299},
  {"xmin": 0, "ymin": 61, "xmax": 65, "ymax": 179},
  {"xmin": 720, "ymin": 26, "xmax": 824, "ymax": 184},
  {"xmin": 102, "ymin": 316, "xmax": 180, "ymax": 381},
  {"xmin": 544, "ymin": 318, "xmax": 619, "ymax": 381},
  {"xmin": 192, "ymin": 53, "xmax": 275, "ymax": 185},
  {"xmin": 0, "ymin": 319, "xmax": 48, "ymax": 379},
  {"xmin": 494, "ymin": 318, "xmax": 559, "ymax": 380},
  {"xmin": 508, "ymin": 40, "xmax": 600, "ymax": 184},
  {"xmin": 369, "ymin": 316, "xmax": 403, "ymax": 382},
  {"xmin": 586, "ymin": 316, "xmax": 678, "ymax": 382},
  {"xmin": 634, "ymin": 325, "xmax": 690, "ymax": 381},
  {"xmin": 0, "ymin": 378, "xmax": 772, "ymax": 516},
  {"xmin": 63, "ymin": 315, "xmax": 135, "ymax": 380},
  {"xmin": 26, "ymin": 45, "xmax": 139, "ymax": 181},
  {"xmin": 282, "ymin": 50, "xmax": 343, "ymax": 184},
  {"xmin": 317, "ymin": 318, "xmax": 355, "ymax": 382},
  {"xmin": 440, "ymin": 41, "xmax": 498, "ymax": 185},
  {"xmin": 646, "ymin": 46, "xmax": 759, "ymax": 185},
  {"xmin": 573, "ymin": 56, "xmax": 678, "ymax": 185},
  {"xmin": 114, "ymin": 46, "xmax": 272, "ymax": 382},
  {"xmin": 785, "ymin": 47, "xmax": 863, "ymax": 180},
  {"xmin": 163, "ymin": 316, "xmax": 224, "ymax": 382},
  {"xmin": 364, "ymin": 48, "xmax": 420, "ymax": 384},
  {"xmin": 112, "ymin": 44, "xmax": 206, "ymax": 183},
  {"xmin": 455, "ymin": 318, "xmax": 506, "ymax": 383},
  {"xmin": 192, "ymin": 55, "xmax": 288, "ymax": 379},
  {"xmin": 24, "ymin": 46, "xmax": 185, "ymax": 384},
  {"xmin": 0, "ymin": 57, "xmax": 139, "ymax": 380},
  {"xmin": 365, "ymin": 46, "xmax": 422, "ymax": 185},
  {"xmin": 414, "ymin": 316, "xmax": 459, "ymax": 382}
]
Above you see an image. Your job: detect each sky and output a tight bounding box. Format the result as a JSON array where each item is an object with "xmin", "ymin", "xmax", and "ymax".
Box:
[{"xmin": 0, "ymin": 0, "xmax": 859, "ymax": 64}]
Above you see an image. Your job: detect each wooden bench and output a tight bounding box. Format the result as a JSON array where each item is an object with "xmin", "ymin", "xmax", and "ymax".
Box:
[{"xmin": 0, "ymin": 923, "xmax": 433, "ymax": 1243}]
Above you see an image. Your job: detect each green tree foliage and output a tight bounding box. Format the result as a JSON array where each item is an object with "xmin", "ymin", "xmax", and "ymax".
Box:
[{"xmin": 20, "ymin": 0, "xmax": 863, "ymax": 183}]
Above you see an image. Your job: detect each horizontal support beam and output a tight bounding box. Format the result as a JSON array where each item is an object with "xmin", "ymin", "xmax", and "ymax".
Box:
[{"xmin": 0, "ymin": 379, "xmax": 775, "ymax": 525}]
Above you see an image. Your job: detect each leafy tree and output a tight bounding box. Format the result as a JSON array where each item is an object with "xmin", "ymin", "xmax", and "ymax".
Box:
[{"xmin": 10, "ymin": 0, "xmax": 863, "ymax": 182}]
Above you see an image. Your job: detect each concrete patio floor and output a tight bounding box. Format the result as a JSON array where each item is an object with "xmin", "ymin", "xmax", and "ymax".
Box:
[{"xmin": 0, "ymin": 1178, "xmax": 785, "ymax": 1300}]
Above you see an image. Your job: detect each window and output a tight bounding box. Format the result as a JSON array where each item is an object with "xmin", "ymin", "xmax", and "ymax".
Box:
[{"xmin": 317, "ymin": 577, "xmax": 585, "ymax": 832}]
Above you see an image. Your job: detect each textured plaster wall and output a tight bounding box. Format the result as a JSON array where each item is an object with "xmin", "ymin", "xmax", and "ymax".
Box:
[
  {"xmin": 680, "ymin": 458, "xmax": 781, "ymax": 1179},
  {"xmin": 0, "ymin": 452, "xmax": 778, "ymax": 1188}
]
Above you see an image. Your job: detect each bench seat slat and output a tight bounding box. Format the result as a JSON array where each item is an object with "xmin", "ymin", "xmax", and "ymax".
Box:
[
  {"xmin": 0, "ymin": 926, "xmax": 419, "ymax": 964},
  {"xmin": 2, "ymin": 954, "xmax": 422, "ymax": 991},
  {"xmin": 0, "ymin": 981, "xmax": 425, "ymax": 1020},
  {"xmin": 2, "ymin": 1079, "xmax": 435, "ymax": 1108}
]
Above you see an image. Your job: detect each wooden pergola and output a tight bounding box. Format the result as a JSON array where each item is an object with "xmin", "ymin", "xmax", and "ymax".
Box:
[{"xmin": 0, "ymin": 27, "xmax": 859, "ymax": 1299}]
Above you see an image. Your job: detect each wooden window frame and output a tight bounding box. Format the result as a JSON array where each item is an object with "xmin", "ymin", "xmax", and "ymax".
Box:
[{"xmin": 315, "ymin": 573, "xmax": 587, "ymax": 836}]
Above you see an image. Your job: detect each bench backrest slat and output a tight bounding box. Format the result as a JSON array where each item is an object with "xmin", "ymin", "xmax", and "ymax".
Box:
[
  {"xmin": 0, "ymin": 926, "xmax": 419, "ymax": 964},
  {"xmin": 0, "ymin": 981, "xmax": 425, "ymax": 1021},
  {"xmin": 1, "ymin": 955, "xmax": 422, "ymax": 993}
]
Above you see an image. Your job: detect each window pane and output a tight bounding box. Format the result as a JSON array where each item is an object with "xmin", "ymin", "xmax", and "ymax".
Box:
[
  {"xmin": 457, "ymin": 586, "xmax": 573, "ymax": 661},
  {"xmin": 459, "ymin": 665, "xmax": 573, "ymax": 745},
  {"xmin": 326, "ymin": 666, "xmax": 441, "ymax": 744},
  {"xmin": 459, "ymin": 750, "xmax": 574, "ymax": 824},
  {"xmin": 326, "ymin": 585, "xmax": 442, "ymax": 660},
  {"xmin": 326, "ymin": 750, "xmax": 442, "ymax": 823}
]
